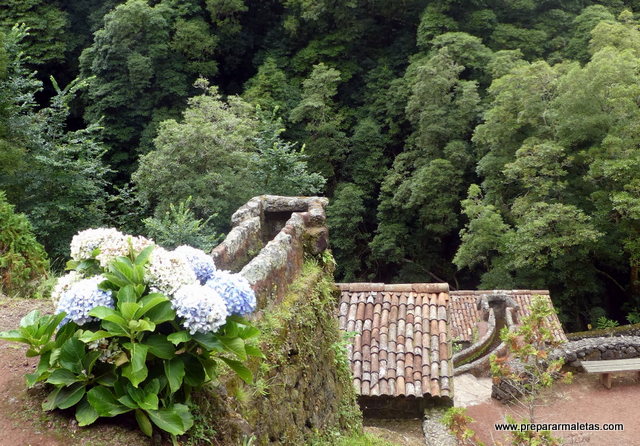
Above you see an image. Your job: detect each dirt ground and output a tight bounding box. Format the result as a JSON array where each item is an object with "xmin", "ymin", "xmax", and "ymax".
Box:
[
  {"xmin": 0, "ymin": 298, "xmax": 424, "ymax": 446},
  {"xmin": 8, "ymin": 297, "xmax": 640, "ymax": 446},
  {"xmin": 0, "ymin": 298, "xmax": 149, "ymax": 446},
  {"xmin": 465, "ymin": 372, "xmax": 640, "ymax": 446}
]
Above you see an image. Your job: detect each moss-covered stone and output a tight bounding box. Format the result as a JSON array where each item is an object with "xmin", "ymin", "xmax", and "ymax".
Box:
[
  {"xmin": 189, "ymin": 259, "xmax": 362, "ymax": 445},
  {"xmin": 567, "ymin": 322, "xmax": 640, "ymax": 340}
]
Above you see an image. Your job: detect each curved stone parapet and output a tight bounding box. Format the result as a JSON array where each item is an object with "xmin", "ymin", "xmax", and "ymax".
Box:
[
  {"xmin": 453, "ymin": 308, "xmax": 496, "ymax": 371},
  {"xmin": 455, "ymin": 307, "xmax": 517, "ymax": 377},
  {"xmin": 211, "ymin": 195, "xmax": 329, "ymax": 308},
  {"xmin": 477, "ymin": 293, "xmax": 520, "ymax": 312}
]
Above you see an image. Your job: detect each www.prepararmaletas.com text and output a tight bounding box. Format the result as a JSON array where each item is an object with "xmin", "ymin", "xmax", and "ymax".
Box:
[{"xmin": 495, "ymin": 422, "xmax": 624, "ymax": 432}]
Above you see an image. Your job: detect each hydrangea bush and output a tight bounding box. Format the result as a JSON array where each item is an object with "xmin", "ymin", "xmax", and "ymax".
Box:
[{"xmin": 0, "ymin": 228, "xmax": 261, "ymax": 441}]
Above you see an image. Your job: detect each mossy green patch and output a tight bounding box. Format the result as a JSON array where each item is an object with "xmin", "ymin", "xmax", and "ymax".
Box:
[
  {"xmin": 189, "ymin": 257, "xmax": 364, "ymax": 445},
  {"xmin": 307, "ymin": 431, "xmax": 401, "ymax": 446},
  {"xmin": 453, "ymin": 328, "xmax": 499, "ymax": 367},
  {"xmin": 567, "ymin": 322, "xmax": 640, "ymax": 340}
]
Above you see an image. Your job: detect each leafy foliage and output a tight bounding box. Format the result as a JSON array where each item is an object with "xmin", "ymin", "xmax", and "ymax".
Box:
[
  {"xmin": 442, "ymin": 407, "xmax": 485, "ymax": 446},
  {"xmin": 0, "ymin": 27, "xmax": 109, "ymax": 265},
  {"xmin": 133, "ymin": 79, "xmax": 259, "ymax": 232},
  {"xmin": 0, "ymin": 242, "xmax": 262, "ymax": 440},
  {"xmin": 327, "ymin": 183, "xmax": 368, "ymax": 281},
  {"xmin": 134, "ymin": 79, "xmax": 325, "ymax": 234},
  {"xmin": 78, "ymin": 0, "xmax": 220, "ymax": 168},
  {"xmin": 143, "ymin": 197, "xmax": 219, "ymax": 252},
  {"xmin": 457, "ymin": 15, "xmax": 640, "ymax": 325},
  {"xmin": 251, "ymin": 110, "xmax": 326, "ymax": 196},
  {"xmin": 0, "ymin": 191, "xmax": 49, "ymax": 296},
  {"xmin": 445, "ymin": 297, "xmax": 571, "ymax": 446},
  {"xmin": 290, "ymin": 62, "xmax": 347, "ymax": 181},
  {"xmin": 627, "ymin": 309, "xmax": 640, "ymax": 325},
  {"xmin": 595, "ymin": 316, "xmax": 620, "ymax": 330},
  {"xmin": 490, "ymin": 297, "xmax": 572, "ymax": 431},
  {"xmin": 5, "ymin": 0, "xmax": 640, "ymax": 328},
  {"xmin": 0, "ymin": 0, "xmax": 69, "ymax": 66}
]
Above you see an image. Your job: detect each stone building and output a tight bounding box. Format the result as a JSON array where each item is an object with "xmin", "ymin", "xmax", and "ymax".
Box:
[
  {"xmin": 337, "ymin": 282, "xmax": 454, "ymax": 417},
  {"xmin": 213, "ymin": 195, "xmax": 568, "ymax": 425},
  {"xmin": 337, "ymin": 284, "xmax": 567, "ymax": 416}
]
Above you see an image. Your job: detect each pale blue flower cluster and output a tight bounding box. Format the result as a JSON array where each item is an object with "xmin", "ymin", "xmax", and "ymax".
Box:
[
  {"xmin": 206, "ymin": 270, "xmax": 256, "ymax": 316},
  {"xmin": 172, "ymin": 284, "xmax": 229, "ymax": 334},
  {"xmin": 174, "ymin": 245, "xmax": 217, "ymax": 284},
  {"xmin": 61, "ymin": 228, "xmax": 257, "ymax": 335},
  {"xmin": 55, "ymin": 276, "xmax": 114, "ymax": 326}
]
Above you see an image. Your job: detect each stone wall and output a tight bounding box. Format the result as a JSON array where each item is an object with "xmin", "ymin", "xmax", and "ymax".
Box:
[
  {"xmin": 552, "ymin": 336, "xmax": 640, "ymax": 368},
  {"xmin": 461, "ymin": 307, "xmax": 516, "ymax": 379},
  {"xmin": 198, "ymin": 196, "xmax": 361, "ymax": 446},
  {"xmin": 492, "ymin": 335, "xmax": 640, "ymax": 402},
  {"xmin": 211, "ymin": 195, "xmax": 329, "ymax": 307},
  {"xmin": 453, "ymin": 294, "xmax": 523, "ymax": 377},
  {"xmin": 566, "ymin": 323, "xmax": 640, "ymax": 341},
  {"xmin": 232, "ymin": 261, "xmax": 360, "ymax": 444}
]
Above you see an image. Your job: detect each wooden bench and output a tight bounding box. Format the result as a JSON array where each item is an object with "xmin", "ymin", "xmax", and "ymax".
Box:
[{"xmin": 581, "ymin": 358, "xmax": 640, "ymax": 389}]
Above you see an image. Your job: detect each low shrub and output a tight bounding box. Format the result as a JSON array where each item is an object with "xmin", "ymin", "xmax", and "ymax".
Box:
[
  {"xmin": 0, "ymin": 190, "xmax": 49, "ymax": 296},
  {"xmin": 142, "ymin": 196, "xmax": 220, "ymax": 251},
  {"xmin": 0, "ymin": 227, "xmax": 262, "ymax": 442}
]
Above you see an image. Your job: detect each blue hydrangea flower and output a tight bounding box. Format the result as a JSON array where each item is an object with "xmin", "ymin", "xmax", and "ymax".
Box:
[
  {"xmin": 172, "ymin": 284, "xmax": 229, "ymax": 334},
  {"xmin": 174, "ymin": 245, "xmax": 217, "ymax": 284},
  {"xmin": 55, "ymin": 275, "xmax": 113, "ymax": 326},
  {"xmin": 205, "ymin": 270, "xmax": 256, "ymax": 316}
]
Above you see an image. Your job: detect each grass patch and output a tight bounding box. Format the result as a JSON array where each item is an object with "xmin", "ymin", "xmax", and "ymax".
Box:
[{"xmin": 308, "ymin": 432, "xmax": 401, "ymax": 446}]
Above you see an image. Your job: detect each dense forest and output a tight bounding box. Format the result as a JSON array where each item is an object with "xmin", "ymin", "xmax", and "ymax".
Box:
[{"xmin": 2, "ymin": 0, "xmax": 640, "ymax": 330}]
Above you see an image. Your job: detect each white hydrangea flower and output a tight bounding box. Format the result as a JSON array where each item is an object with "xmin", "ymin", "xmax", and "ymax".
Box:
[
  {"xmin": 51, "ymin": 271, "xmax": 83, "ymax": 306},
  {"xmin": 172, "ymin": 284, "xmax": 229, "ymax": 334},
  {"xmin": 70, "ymin": 228, "xmax": 126, "ymax": 262},
  {"xmin": 96, "ymin": 234, "xmax": 154, "ymax": 268},
  {"xmin": 174, "ymin": 245, "xmax": 217, "ymax": 284},
  {"xmin": 70, "ymin": 228, "xmax": 155, "ymax": 267},
  {"xmin": 145, "ymin": 247, "xmax": 198, "ymax": 296},
  {"xmin": 129, "ymin": 235, "xmax": 155, "ymax": 254},
  {"xmin": 55, "ymin": 275, "xmax": 114, "ymax": 326}
]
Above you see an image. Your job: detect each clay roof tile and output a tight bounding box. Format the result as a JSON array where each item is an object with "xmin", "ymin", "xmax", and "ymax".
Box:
[{"xmin": 337, "ymin": 283, "xmax": 453, "ymax": 401}]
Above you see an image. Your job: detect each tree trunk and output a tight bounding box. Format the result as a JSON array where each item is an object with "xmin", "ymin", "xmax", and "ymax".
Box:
[{"xmin": 631, "ymin": 264, "xmax": 639, "ymax": 300}]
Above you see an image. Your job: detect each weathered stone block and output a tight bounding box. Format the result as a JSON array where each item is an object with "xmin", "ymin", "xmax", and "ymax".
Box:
[
  {"xmin": 602, "ymin": 350, "xmax": 615, "ymax": 360},
  {"xmin": 585, "ymin": 350, "xmax": 601, "ymax": 360}
]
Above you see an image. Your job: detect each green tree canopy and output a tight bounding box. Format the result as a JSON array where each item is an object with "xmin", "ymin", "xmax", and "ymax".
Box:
[
  {"xmin": 458, "ymin": 14, "xmax": 640, "ymax": 326},
  {"xmin": 134, "ymin": 79, "xmax": 325, "ymax": 233},
  {"xmin": 0, "ymin": 27, "xmax": 109, "ymax": 263}
]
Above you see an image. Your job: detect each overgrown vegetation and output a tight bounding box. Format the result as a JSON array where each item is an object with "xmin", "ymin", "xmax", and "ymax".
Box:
[
  {"xmin": 0, "ymin": 231, "xmax": 262, "ymax": 442},
  {"xmin": 142, "ymin": 197, "xmax": 220, "ymax": 251},
  {"xmin": 190, "ymin": 259, "xmax": 364, "ymax": 445},
  {"xmin": 0, "ymin": 191, "xmax": 49, "ymax": 297},
  {"xmin": 3, "ymin": 0, "xmax": 640, "ymax": 324},
  {"xmin": 490, "ymin": 297, "xmax": 572, "ymax": 425}
]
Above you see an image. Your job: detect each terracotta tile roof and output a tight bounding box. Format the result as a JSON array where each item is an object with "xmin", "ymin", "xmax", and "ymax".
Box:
[
  {"xmin": 449, "ymin": 293, "xmax": 484, "ymax": 342},
  {"xmin": 337, "ymin": 283, "xmax": 452, "ymax": 399},
  {"xmin": 450, "ymin": 290, "xmax": 567, "ymax": 342}
]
